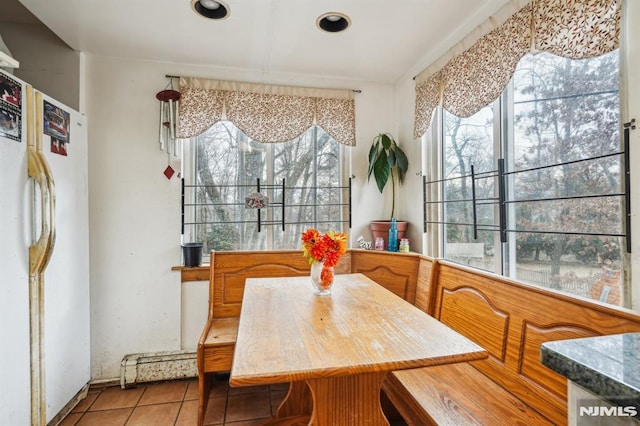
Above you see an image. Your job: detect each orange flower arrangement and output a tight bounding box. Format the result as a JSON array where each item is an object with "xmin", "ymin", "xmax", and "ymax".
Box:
[
  {"xmin": 302, "ymin": 229, "xmax": 348, "ymax": 291},
  {"xmin": 301, "ymin": 229, "xmax": 348, "ymax": 268}
]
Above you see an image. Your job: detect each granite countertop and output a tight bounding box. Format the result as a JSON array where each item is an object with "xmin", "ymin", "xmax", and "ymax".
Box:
[{"xmin": 541, "ymin": 333, "xmax": 640, "ymax": 406}]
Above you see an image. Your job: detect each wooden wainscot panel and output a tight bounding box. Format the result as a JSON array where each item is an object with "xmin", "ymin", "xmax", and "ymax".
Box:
[
  {"xmin": 438, "ymin": 286, "xmax": 509, "ymax": 362},
  {"xmin": 512, "ymin": 298, "xmax": 640, "ymax": 425},
  {"xmin": 519, "ymin": 322, "xmax": 598, "ymax": 400},
  {"xmin": 350, "ymin": 250, "xmax": 420, "ymax": 302},
  {"xmin": 414, "ymin": 256, "xmax": 435, "ymax": 314}
]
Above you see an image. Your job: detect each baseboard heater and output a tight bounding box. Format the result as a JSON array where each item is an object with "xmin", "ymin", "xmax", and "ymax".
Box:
[{"xmin": 120, "ymin": 350, "xmax": 197, "ymax": 388}]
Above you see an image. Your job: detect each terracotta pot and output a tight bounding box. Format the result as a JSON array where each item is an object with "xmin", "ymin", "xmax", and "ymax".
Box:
[{"xmin": 370, "ymin": 220, "xmax": 408, "ymax": 251}]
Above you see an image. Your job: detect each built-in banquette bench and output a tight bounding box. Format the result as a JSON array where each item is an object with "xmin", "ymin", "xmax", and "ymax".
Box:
[{"xmin": 196, "ymin": 249, "xmax": 640, "ymax": 426}]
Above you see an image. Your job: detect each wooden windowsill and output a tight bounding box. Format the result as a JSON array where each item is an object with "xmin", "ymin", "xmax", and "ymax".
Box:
[
  {"xmin": 172, "ymin": 250, "xmax": 420, "ymax": 282},
  {"xmin": 172, "ymin": 265, "xmax": 210, "ymax": 282}
]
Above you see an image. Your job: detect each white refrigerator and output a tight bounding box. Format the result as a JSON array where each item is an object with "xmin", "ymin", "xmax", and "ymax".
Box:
[{"xmin": 0, "ymin": 69, "xmax": 90, "ymax": 424}]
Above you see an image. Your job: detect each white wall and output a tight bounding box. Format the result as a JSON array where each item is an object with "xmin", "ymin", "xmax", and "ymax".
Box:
[
  {"xmin": 85, "ymin": 55, "xmax": 395, "ymax": 379},
  {"xmin": 394, "ymin": 77, "xmax": 424, "ymax": 252},
  {"xmin": 349, "ymin": 84, "xmax": 400, "ymax": 241},
  {"xmin": 86, "ymin": 56, "xmax": 182, "ymax": 379}
]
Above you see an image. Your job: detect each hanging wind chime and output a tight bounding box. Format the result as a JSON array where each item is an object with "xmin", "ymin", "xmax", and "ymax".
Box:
[{"xmin": 155, "ymin": 78, "xmax": 181, "ymax": 179}]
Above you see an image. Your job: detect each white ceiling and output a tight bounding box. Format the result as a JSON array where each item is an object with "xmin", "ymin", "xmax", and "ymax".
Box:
[{"xmin": 16, "ymin": 0, "xmax": 511, "ymax": 84}]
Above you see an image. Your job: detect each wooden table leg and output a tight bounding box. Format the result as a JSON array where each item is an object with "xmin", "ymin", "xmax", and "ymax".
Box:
[
  {"xmin": 275, "ymin": 381, "xmax": 312, "ymax": 419},
  {"xmin": 306, "ymin": 372, "xmax": 389, "ymax": 426},
  {"xmin": 269, "ymin": 373, "xmax": 389, "ymax": 426}
]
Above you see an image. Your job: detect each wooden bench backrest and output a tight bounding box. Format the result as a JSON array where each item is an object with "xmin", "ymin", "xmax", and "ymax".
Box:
[
  {"xmin": 431, "ymin": 259, "xmax": 640, "ymax": 425},
  {"xmin": 208, "ymin": 249, "xmax": 427, "ymax": 320},
  {"xmin": 210, "ymin": 250, "xmax": 312, "ymax": 319},
  {"xmin": 350, "ymin": 250, "xmax": 423, "ymax": 303}
]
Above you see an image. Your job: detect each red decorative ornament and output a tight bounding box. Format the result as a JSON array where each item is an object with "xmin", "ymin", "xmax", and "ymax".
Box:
[{"xmin": 163, "ymin": 165, "xmax": 175, "ymax": 180}]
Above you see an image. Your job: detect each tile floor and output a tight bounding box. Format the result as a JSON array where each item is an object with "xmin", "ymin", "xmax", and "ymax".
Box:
[{"xmin": 59, "ymin": 376, "xmax": 288, "ymax": 426}]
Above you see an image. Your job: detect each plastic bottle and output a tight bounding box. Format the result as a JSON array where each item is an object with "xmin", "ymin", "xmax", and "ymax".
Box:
[
  {"xmin": 375, "ymin": 237, "xmax": 384, "ymax": 251},
  {"xmin": 399, "ymin": 238, "xmax": 410, "ymax": 253},
  {"xmin": 388, "ymin": 217, "xmax": 398, "ymax": 252}
]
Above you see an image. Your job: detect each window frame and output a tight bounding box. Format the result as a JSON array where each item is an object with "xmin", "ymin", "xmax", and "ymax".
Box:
[
  {"xmin": 424, "ymin": 51, "xmax": 629, "ymax": 307},
  {"xmin": 181, "ymin": 122, "xmax": 351, "ymax": 254}
]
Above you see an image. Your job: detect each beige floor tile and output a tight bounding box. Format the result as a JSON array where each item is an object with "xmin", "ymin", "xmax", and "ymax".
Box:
[
  {"xmin": 71, "ymin": 391, "xmax": 100, "ymax": 413},
  {"xmin": 203, "ymin": 396, "xmax": 226, "ymax": 425},
  {"xmin": 90, "ymin": 386, "xmax": 145, "ymax": 411},
  {"xmin": 61, "ymin": 379, "xmax": 358, "ymax": 426},
  {"xmin": 58, "ymin": 412, "xmax": 82, "ymax": 426},
  {"xmin": 184, "ymin": 379, "xmax": 199, "ymax": 401},
  {"xmin": 137, "ymin": 380, "xmax": 188, "ymax": 405},
  {"xmin": 175, "ymin": 399, "xmax": 198, "ymax": 426},
  {"xmin": 225, "ymin": 391, "xmax": 271, "ymax": 423},
  {"xmin": 210, "ymin": 377, "xmax": 230, "ymax": 398},
  {"xmin": 125, "ymin": 402, "xmax": 181, "ymax": 426},
  {"xmin": 76, "ymin": 408, "xmax": 133, "ymax": 426}
]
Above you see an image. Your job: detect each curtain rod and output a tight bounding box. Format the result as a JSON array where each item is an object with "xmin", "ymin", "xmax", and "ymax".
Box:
[{"xmin": 165, "ymin": 74, "xmax": 362, "ymax": 93}]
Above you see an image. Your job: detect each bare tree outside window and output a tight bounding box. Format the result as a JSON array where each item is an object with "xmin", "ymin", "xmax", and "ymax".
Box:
[
  {"xmin": 186, "ymin": 122, "xmax": 348, "ymax": 254},
  {"xmin": 443, "ymin": 107, "xmax": 496, "ymax": 273},
  {"xmin": 512, "ymin": 51, "xmax": 622, "ymax": 301},
  {"xmin": 439, "ymin": 50, "xmax": 625, "ymax": 306}
]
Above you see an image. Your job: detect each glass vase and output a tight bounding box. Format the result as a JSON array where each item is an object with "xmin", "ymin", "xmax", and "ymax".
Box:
[{"xmin": 310, "ymin": 261, "xmax": 335, "ymax": 296}]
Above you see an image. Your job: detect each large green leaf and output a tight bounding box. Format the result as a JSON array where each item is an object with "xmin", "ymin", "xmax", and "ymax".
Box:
[
  {"xmin": 395, "ymin": 147, "xmax": 409, "ymax": 183},
  {"xmin": 367, "ymin": 142, "xmax": 378, "ymax": 179},
  {"xmin": 373, "ymin": 151, "xmax": 390, "ymax": 193},
  {"xmin": 380, "ymin": 133, "xmax": 392, "ymax": 150},
  {"xmin": 387, "ymin": 150, "xmax": 396, "ymax": 167}
]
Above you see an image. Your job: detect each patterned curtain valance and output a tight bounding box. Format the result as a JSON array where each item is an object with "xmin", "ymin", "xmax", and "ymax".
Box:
[
  {"xmin": 414, "ymin": 0, "xmax": 620, "ymax": 139},
  {"xmin": 178, "ymin": 77, "xmax": 356, "ymax": 146}
]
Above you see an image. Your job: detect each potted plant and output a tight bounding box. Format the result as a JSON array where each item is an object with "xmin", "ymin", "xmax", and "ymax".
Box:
[{"xmin": 367, "ymin": 133, "xmax": 409, "ymax": 248}]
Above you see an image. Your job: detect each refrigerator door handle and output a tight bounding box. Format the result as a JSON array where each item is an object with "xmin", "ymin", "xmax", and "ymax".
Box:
[
  {"xmin": 27, "ymin": 88, "xmax": 54, "ymax": 276},
  {"xmin": 27, "ymin": 147, "xmax": 53, "ymax": 275}
]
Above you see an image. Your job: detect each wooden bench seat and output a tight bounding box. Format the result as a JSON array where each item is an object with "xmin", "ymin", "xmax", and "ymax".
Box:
[
  {"xmin": 385, "ymin": 362, "xmax": 551, "ymax": 425},
  {"xmin": 200, "ymin": 317, "xmax": 239, "ymax": 373}
]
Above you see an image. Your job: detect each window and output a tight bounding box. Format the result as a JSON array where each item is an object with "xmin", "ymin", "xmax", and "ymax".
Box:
[
  {"xmin": 442, "ymin": 106, "xmax": 498, "ymax": 273},
  {"xmin": 428, "ymin": 50, "xmax": 627, "ymax": 307},
  {"xmin": 183, "ymin": 121, "xmax": 350, "ymax": 253}
]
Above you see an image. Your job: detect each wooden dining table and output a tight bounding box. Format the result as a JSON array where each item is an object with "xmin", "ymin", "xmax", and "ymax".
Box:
[{"xmin": 229, "ymin": 273, "xmax": 487, "ymax": 426}]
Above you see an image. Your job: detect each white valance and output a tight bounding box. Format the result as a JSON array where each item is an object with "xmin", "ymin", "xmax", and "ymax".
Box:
[
  {"xmin": 414, "ymin": 0, "xmax": 620, "ymax": 139},
  {"xmin": 178, "ymin": 77, "xmax": 356, "ymax": 146}
]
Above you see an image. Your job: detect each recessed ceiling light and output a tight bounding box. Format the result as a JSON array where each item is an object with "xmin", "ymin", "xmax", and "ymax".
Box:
[
  {"xmin": 317, "ymin": 12, "xmax": 351, "ymax": 33},
  {"xmin": 200, "ymin": 0, "xmax": 221, "ymax": 9},
  {"xmin": 192, "ymin": 0, "xmax": 229, "ymax": 20}
]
